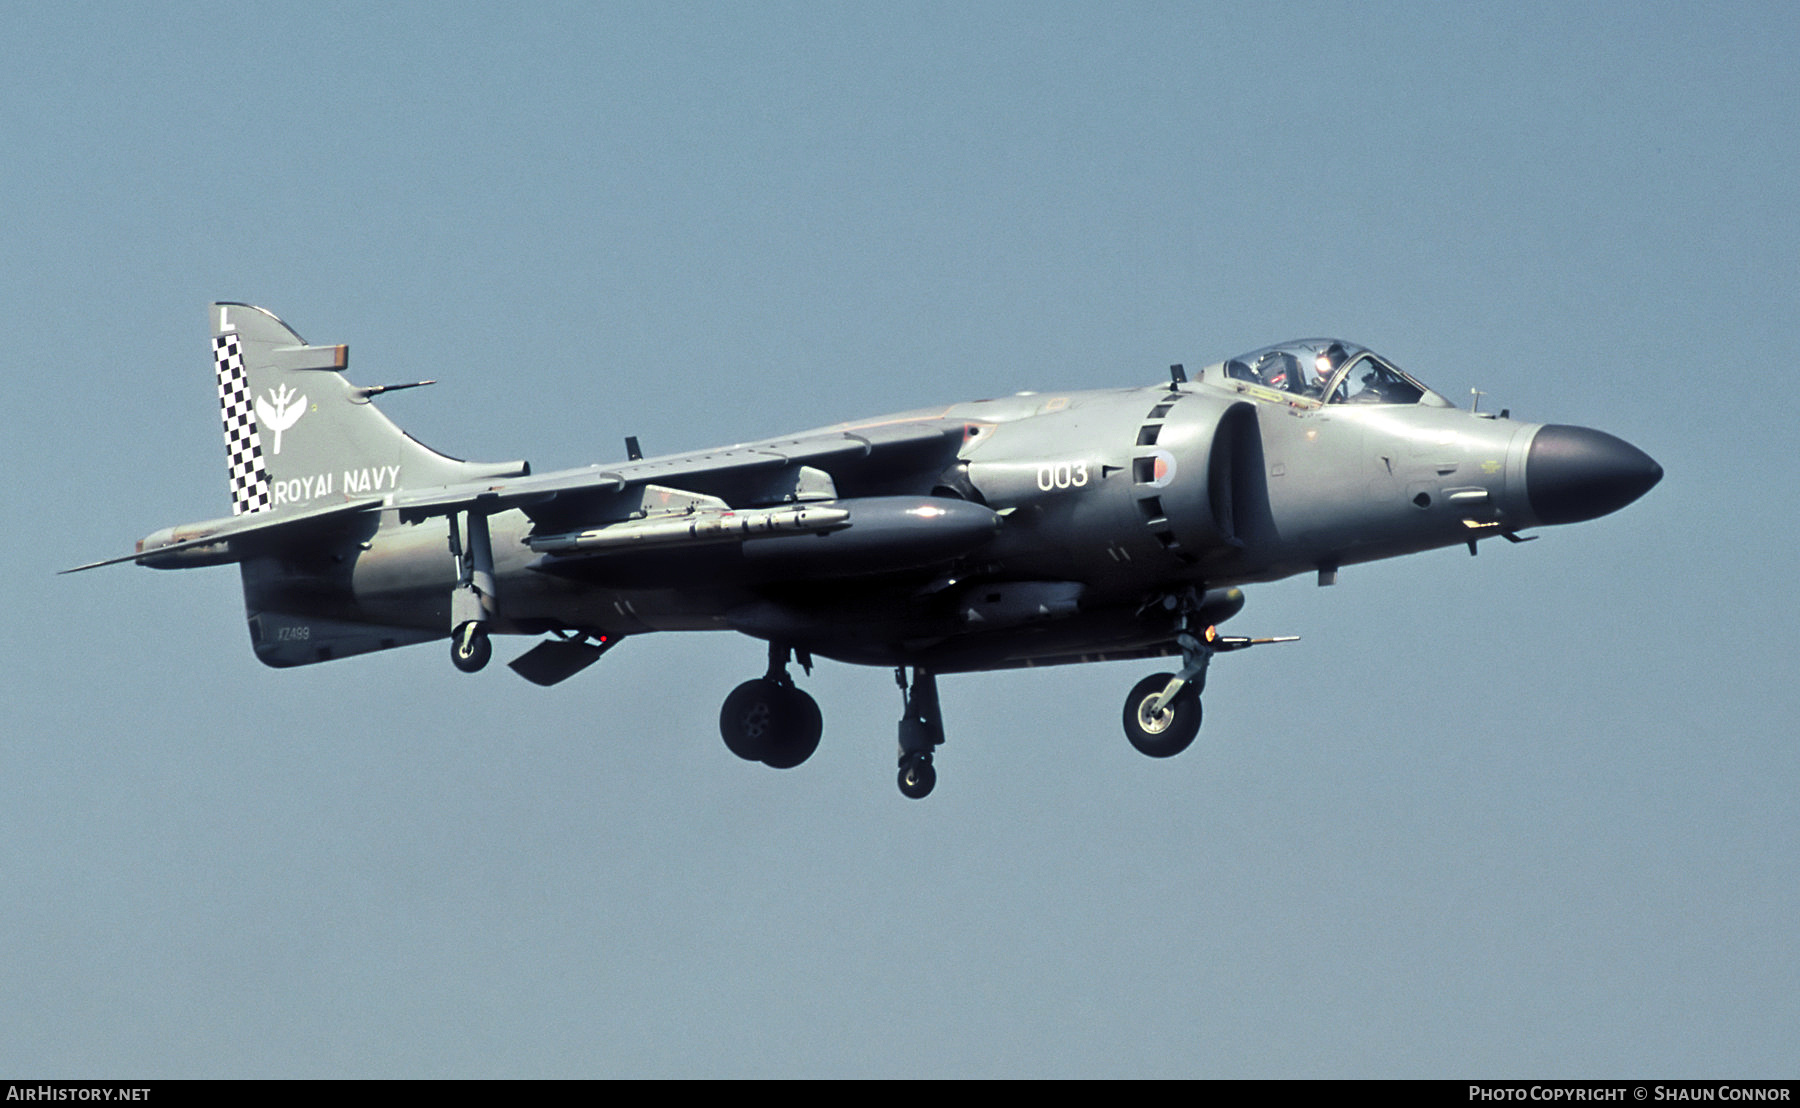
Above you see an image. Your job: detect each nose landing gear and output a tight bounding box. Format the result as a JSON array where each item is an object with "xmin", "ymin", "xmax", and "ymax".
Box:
[
  {"xmin": 1123, "ymin": 671, "xmax": 1202, "ymax": 757},
  {"xmin": 1122, "ymin": 592, "xmax": 1297, "ymax": 758}
]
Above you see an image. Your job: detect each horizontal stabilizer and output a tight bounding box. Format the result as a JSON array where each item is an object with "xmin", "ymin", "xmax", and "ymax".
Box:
[{"xmin": 64, "ymin": 499, "xmax": 378, "ymax": 573}]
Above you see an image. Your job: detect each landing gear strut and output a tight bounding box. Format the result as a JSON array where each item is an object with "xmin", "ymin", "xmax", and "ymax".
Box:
[
  {"xmin": 1121, "ymin": 589, "xmax": 1298, "ymax": 757},
  {"xmin": 448, "ymin": 510, "xmax": 495, "ymax": 673},
  {"xmin": 719, "ymin": 643, "xmax": 822, "ymax": 769},
  {"xmin": 1122, "ymin": 617, "xmax": 1215, "ymax": 758},
  {"xmin": 895, "ymin": 666, "xmax": 943, "ymax": 799}
]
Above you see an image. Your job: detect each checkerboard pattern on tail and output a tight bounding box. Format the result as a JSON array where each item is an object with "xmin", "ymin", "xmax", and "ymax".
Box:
[{"xmin": 213, "ymin": 332, "xmax": 271, "ymax": 515}]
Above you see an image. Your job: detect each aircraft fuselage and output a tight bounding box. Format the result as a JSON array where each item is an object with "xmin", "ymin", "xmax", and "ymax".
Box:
[{"xmin": 238, "ymin": 374, "xmax": 1600, "ymax": 673}]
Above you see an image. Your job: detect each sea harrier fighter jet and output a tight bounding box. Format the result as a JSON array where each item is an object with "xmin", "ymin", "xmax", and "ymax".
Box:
[{"xmin": 69, "ymin": 305, "xmax": 1661, "ymax": 798}]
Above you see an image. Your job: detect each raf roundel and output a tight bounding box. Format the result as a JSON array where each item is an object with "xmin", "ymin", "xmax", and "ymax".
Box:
[{"xmin": 1146, "ymin": 449, "xmax": 1177, "ymax": 489}]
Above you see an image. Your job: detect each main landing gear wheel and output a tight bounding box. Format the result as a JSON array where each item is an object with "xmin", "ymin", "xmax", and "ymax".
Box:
[
  {"xmin": 719, "ymin": 678, "xmax": 823, "ymax": 769},
  {"xmin": 1123, "ymin": 672, "xmax": 1202, "ymax": 758},
  {"xmin": 451, "ymin": 621, "xmax": 491, "ymax": 673},
  {"xmin": 898, "ymin": 753, "xmax": 936, "ymax": 799}
]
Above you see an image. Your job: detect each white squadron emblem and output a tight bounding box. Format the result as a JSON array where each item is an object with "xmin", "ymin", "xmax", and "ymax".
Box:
[{"xmin": 255, "ymin": 383, "xmax": 307, "ymax": 455}]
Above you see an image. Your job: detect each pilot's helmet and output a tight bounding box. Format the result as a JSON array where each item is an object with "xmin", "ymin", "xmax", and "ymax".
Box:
[{"xmin": 1313, "ymin": 342, "xmax": 1348, "ymax": 384}]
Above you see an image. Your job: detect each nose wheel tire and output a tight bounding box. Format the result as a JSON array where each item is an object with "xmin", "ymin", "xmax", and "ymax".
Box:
[
  {"xmin": 451, "ymin": 621, "xmax": 492, "ymax": 673},
  {"xmin": 1122, "ymin": 672, "xmax": 1201, "ymax": 758},
  {"xmin": 898, "ymin": 753, "xmax": 936, "ymax": 799},
  {"xmin": 720, "ymin": 678, "xmax": 822, "ymax": 769}
]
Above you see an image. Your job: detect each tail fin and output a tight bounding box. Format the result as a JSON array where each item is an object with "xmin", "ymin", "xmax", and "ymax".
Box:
[{"xmin": 211, "ymin": 302, "xmax": 525, "ymax": 515}]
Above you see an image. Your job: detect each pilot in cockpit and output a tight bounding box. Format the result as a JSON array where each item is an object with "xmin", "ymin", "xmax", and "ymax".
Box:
[
  {"xmin": 1225, "ymin": 340, "xmax": 1430, "ymax": 406},
  {"xmin": 1311, "ymin": 342, "xmax": 1349, "ymax": 398}
]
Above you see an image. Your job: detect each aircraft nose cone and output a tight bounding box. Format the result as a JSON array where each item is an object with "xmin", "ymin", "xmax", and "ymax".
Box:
[{"xmin": 1525, "ymin": 424, "xmax": 1663, "ymax": 525}]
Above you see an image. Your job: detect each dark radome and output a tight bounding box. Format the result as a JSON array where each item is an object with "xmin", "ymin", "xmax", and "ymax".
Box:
[{"xmin": 1526, "ymin": 424, "xmax": 1664, "ymax": 525}]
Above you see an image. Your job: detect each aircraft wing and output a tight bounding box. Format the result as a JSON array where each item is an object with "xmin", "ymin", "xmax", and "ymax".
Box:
[
  {"xmin": 401, "ymin": 416, "xmax": 987, "ymax": 579},
  {"xmin": 67, "ymin": 416, "xmax": 973, "ymax": 573},
  {"xmin": 389, "ymin": 417, "xmax": 969, "ymax": 531}
]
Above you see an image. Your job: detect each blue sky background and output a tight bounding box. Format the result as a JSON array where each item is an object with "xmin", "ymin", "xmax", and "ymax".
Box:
[{"xmin": 4, "ymin": 1, "xmax": 1796, "ymax": 1077}]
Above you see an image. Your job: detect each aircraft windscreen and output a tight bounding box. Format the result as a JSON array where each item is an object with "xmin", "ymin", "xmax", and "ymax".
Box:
[
  {"xmin": 1330, "ymin": 353, "xmax": 1425, "ymax": 405},
  {"xmin": 1222, "ymin": 340, "xmax": 1432, "ymax": 406}
]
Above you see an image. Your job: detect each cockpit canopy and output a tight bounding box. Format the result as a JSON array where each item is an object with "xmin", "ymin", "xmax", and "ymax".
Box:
[{"xmin": 1218, "ymin": 339, "xmax": 1449, "ymax": 408}]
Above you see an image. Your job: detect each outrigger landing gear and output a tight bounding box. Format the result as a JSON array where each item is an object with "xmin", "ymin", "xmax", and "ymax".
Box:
[
  {"xmin": 451, "ymin": 620, "xmax": 492, "ymax": 673},
  {"xmin": 719, "ymin": 643, "xmax": 823, "ymax": 769},
  {"xmin": 448, "ymin": 510, "xmax": 495, "ymax": 673},
  {"xmin": 895, "ymin": 666, "xmax": 943, "ymax": 799}
]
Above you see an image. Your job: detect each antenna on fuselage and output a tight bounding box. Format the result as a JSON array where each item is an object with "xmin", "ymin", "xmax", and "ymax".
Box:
[
  {"xmin": 1168, "ymin": 363, "xmax": 1187, "ymax": 388},
  {"xmin": 1470, "ymin": 389, "xmax": 1512, "ymax": 421},
  {"xmin": 351, "ymin": 380, "xmax": 436, "ymax": 402}
]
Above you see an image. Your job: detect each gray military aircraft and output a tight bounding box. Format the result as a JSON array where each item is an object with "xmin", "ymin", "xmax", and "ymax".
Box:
[{"xmin": 70, "ymin": 304, "xmax": 1661, "ymax": 798}]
